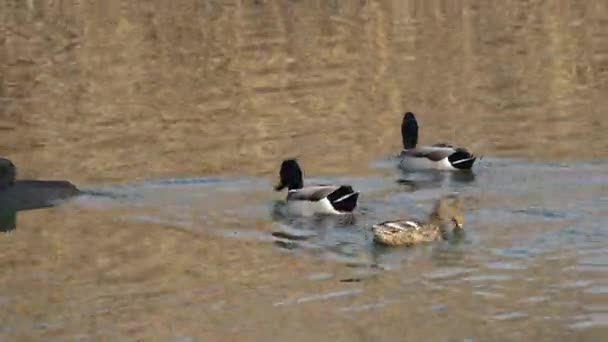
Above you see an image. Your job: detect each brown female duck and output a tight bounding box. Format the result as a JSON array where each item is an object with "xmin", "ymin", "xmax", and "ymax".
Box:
[{"xmin": 372, "ymin": 195, "xmax": 465, "ymax": 246}]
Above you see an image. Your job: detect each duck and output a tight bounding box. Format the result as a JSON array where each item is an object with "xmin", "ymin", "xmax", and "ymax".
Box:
[
  {"xmin": 0, "ymin": 157, "xmax": 80, "ymax": 207},
  {"xmin": 399, "ymin": 112, "xmax": 478, "ymax": 171},
  {"xmin": 0, "ymin": 158, "xmax": 16, "ymax": 190},
  {"xmin": 274, "ymin": 159, "xmax": 359, "ymax": 216},
  {"xmin": 372, "ymin": 195, "xmax": 464, "ymax": 246}
]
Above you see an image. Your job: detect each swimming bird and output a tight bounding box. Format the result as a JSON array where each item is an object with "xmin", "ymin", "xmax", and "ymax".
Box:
[
  {"xmin": 274, "ymin": 159, "xmax": 359, "ymax": 216},
  {"xmin": 0, "ymin": 157, "xmax": 81, "ymax": 208},
  {"xmin": 399, "ymin": 112, "xmax": 478, "ymax": 171},
  {"xmin": 0, "ymin": 158, "xmax": 16, "ymax": 190},
  {"xmin": 372, "ymin": 195, "xmax": 464, "ymax": 246},
  {"xmin": 0, "ymin": 158, "xmax": 81, "ymax": 233}
]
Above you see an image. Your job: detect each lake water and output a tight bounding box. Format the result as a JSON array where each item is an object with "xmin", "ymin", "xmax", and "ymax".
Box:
[{"xmin": 1, "ymin": 1, "xmax": 607, "ymax": 340}]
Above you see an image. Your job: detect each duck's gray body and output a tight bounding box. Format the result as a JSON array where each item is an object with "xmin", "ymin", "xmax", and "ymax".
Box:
[
  {"xmin": 399, "ymin": 112, "xmax": 478, "ymax": 171},
  {"xmin": 286, "ymin": 185, "xmax": 342, "ymax": 201},
  {"xmin": 275, "ymin": 159, "xmax": 359, "ymax": 216},
  {"xmin": 0, "ymin": 180, "xmax": 80, "ymax": 210},
  {"xmin": 285, "ymin": 185, "xmax": 359, "ymax": 216},
  {"xmin": 0, "ymin": 157, "xmax": 80, "ymax": 210},
  {"xmin": 399, "ymin": 144, "xmax": 477, "ymax": 171}
]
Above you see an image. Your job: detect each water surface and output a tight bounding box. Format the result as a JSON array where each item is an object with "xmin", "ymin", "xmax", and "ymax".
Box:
[{"xmin": 1, "ymin": 1, "xmax": 608, "ymax": 340}]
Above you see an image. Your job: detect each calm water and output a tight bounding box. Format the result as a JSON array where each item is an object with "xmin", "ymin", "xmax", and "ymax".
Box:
[{"xmin": 1, "ymin": 0, "xmax": 608, "ymax": 340}]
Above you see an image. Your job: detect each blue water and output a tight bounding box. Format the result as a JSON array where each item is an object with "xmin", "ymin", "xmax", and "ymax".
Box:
[
  {"xmin": 2, "ymin": 156, "xmax": 606, "ymax": 337},
  {"xmin": 44, "ymin": 157, "xmax": 604, "ymax": 331},
  {"xmin": 69, "ymin": 157, "xmax": 607, "ymax": 262}
]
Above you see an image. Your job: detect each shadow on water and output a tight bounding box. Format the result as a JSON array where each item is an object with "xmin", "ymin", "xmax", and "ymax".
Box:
[{"xmin": 374, "ymin": 154, "xmax": 478, "ymax": 192}]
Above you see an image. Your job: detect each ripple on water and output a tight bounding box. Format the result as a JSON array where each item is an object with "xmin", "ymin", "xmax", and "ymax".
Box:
[
  {"xmin": 579, "ymin": 256, "xmax": 608, "ymax": 267},
  {"xmin": 491, "ymin": 312, "xmax": 529, "ymax": 321},
  {"xmin": 568, "ymin": 313, "xmax": 608, "ymax": 330},
  {"xmin": 306, "ymin": 272, "xmax": 334, "ymax": 281},
  {"xmin": 513, "ymin": 207, "xmax": 571, "ymax": 221},
  {"xmin": 463, "ymin": 274, "xmax": 513, "ymax": 283},
  {"xmin": 62, "ymin": 159, "xmax": 608, "ymax": 337},
  {"xmin": 214, "ymin": 228, "xmax": 276, "ymax": 242},
  {"xmin": 559, "ymin": 280, "xmax": 593, "ymax": 289},
  {"xmin": 273, "ymin": 288, "xmax": 363, "ymax": 307},
  {"xmin": 584, "ymin": 285, "xmax": 608, "ymax": 295},
  {"xmin": 337, "ymin": 299, "xmax": 396, "ymax": 313},
  {"xmin": 492, "ymin": 247, "xmax": 542, "ymax": 259},
  {"xmin": 485, "ymin": 260, "xmax": 527, "ymax": 270},
  {"xmin": 318, "ymin": 250, "xmax": 374, "ymax": 268},
  {"xmin": 424, "ymin": 267, "xmax": 476, "ymax": 281},
  {"xmin": 430, "ymin": 304, "xmax": 448, "ymax": 313},
  {"xmin": 585, "ymin": 304, "xmax": 608, "ymax": 312},
  {"xmin": 521, "ymin": 296, "xmax": 549, "ymax": 304},
  {"xmin": 412, "ymin": 281, "xmax": 446, "ymax": 294},
  {"xmin": 570, "ymin": 256, "xmax": 608, "ymax": 273},
  {"xmin": 175, "ymin": 336, "xmax": 193, "ymax": 342},
  {"xmin": 473, "ymin": 291, "xmax": 505, "ymax": 299}
]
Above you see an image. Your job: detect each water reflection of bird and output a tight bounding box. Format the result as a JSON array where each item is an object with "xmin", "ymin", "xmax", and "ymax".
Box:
[
  {"xmin": 398, "ymin": 112, "xmax": 479, "ymax": 171},
  {"xmin": 270, "ymin": 204, "xmax": 357, "ymax": 248},
  {"xmin": 396, "ymin": 165, "xmax": 476, "ymax": 193},
  {"xmin": 0, "ymin": 158, "xmax": 81, "ymax": 232},
  {"xmin": 429, "ymin": 239, "xmax": 468, "ymax": 268},
  {"xmin": 371, "ymin": 195, "xmax": 466, "ymax": 247}
]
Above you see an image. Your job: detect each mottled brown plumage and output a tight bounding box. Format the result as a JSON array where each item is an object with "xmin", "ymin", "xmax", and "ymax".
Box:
[{"xmin": 372, "ymin": 196, "xmax": 464, "ymax": 246}]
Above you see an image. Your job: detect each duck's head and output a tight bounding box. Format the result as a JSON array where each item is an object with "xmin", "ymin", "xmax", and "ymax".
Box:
[
  {"xmin": 432, "ymin": 194, "xmax": 465, "ymax": 230},
  {"xmin": 451, "ymin": 214, "xmax": 464, "ymax": 230},
  {"xmin": 0, "ymin": 158, "xmax": 16, "ymax": 189},
  {"xmin": 401, "ymin": 111, "xmax": 419, "ymax": 150},
  {"xmin": 274, "ymin": 159, "xmax": 304, "ymax": 191}
]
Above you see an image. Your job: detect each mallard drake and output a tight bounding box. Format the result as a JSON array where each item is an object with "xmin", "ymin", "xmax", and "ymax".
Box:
[
  {"xmin": 399, "ymin": 112, "xmax": 478, "ymax": 171},
  {"xmin": 0, "ymin": 158, "xmax": 16, "ymax": 190},
  {"xmin": 274, "ymin": 159, "xmax": 359, "ymax": 216},
  {"xmin": 372, "ymin": 195, "xmax": 464, "ymax": 246}
]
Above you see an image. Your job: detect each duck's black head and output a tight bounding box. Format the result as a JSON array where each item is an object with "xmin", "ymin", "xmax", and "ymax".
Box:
[
  {"xmin": 274, "ymin": 159, "xmax": 304, "ymax": 191},
  {"xmin": 0, "ymin": 158, "xmax": 16, "ymax": 189},
  {"xmin": 401, "ymin": 111, "xmax": 419, "ymax": 149}
]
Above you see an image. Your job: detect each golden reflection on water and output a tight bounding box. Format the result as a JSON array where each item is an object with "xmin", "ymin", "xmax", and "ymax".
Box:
[
  {"xmin": 1, "ymin": 0, "xmax": 608, "ymax": 340},
  {"xmin": 2, "ymin": 0, "xmax": 607, "ymax": 183}
]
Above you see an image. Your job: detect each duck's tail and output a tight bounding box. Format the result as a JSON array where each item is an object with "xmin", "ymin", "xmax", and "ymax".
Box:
[
  {"xmin": 448, "ymin": 150, "xmax": 477, "ymax": 170},
  {"xmin": 327, "ymin": 185, "xmax": 359, "ymax": 212}
]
